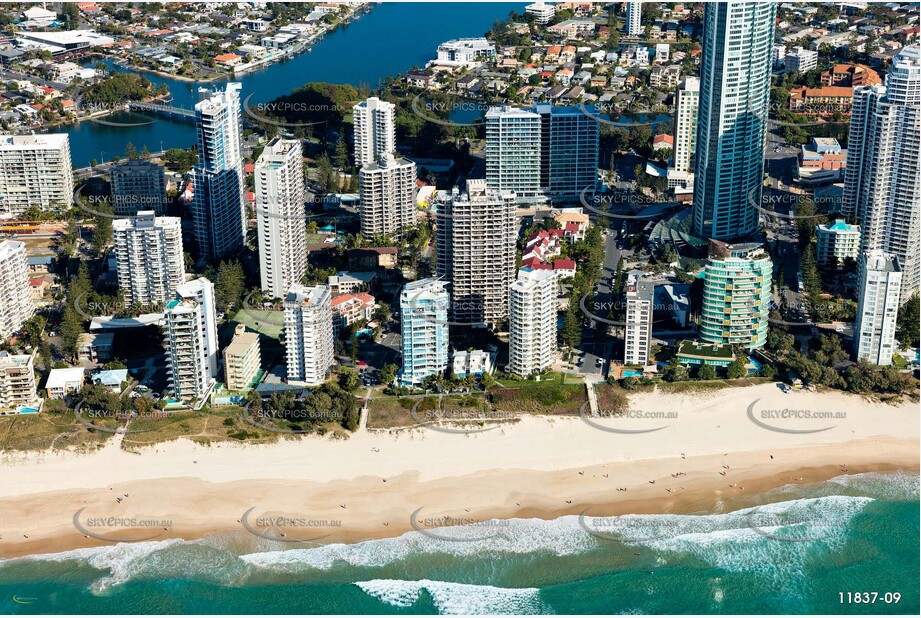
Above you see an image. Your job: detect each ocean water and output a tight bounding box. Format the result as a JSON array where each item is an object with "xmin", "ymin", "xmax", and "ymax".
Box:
[{"xmin": 1, "ymin": 471, "xmax": 917, "ymax": 615}]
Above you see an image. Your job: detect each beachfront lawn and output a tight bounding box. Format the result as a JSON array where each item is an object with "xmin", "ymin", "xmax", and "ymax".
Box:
[
  {"xmin": 366, "ymin": 393, "xmax": 493, "ymax": 430},
  {"xmin": 595, "ymin": 383, "xmax": 630, "ymax": 415},
  {"xmin": 0, "ymin": 411, "xmax": 116, "ymax": 452},
  {"xmin": 488, "ymin": 378, "xmax": 587, "ymax": 415}
]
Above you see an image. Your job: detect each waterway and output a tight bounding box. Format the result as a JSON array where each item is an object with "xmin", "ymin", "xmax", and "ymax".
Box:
[{"xmin": 52, "ymin": 2, "xmax": 523, "ymax": 167}]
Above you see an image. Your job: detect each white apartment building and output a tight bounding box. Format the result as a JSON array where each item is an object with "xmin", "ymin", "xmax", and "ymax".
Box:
[
  {"xmin": 0, "ymin": 134, "xmax": 73, "ymax": 216},
  {"xmin": 435, "ymin": 179, "xmax": 516, "ymax": 326},
  {"xmin": 110, "ymin": 159, "xmax": 168, "ymax": 216},
  {"xmin": 353, "ymin": 96, "xmax": 396, "ymax": 167},
  {"xmin": 284, "ymin": 284, "xmax": 334, "ymax": 385},
  {"xmin": 785, "ymin": 46, "xmax": 818, "ymax": 73},
  {"xmin": 525, "ymin": 1, "xmax": 556, "ymax": 25},
  {"xmin": 626, "ymin": 1, "xmax": 643, "ymax": 36},
  {"xmin": 509, "ymin": 269, "xmax": 557, "ymax": 377},
  {"xmin": 0, "ymin": 240, "xmax": 34, "ymax": 340},
  {"xmin": 855, "ymin": 250, "xmax": 902, "ymax": 366},
  {"xmin": 0, "ymin": 351, "xmax": 39, "ymax": 412},
  {"xmin": 624, "ymin": 274, "xmax": 654, "ymax": 365},
  {"xmin": 255, "ymin": 138, "xmax": 308, "ymax": 300},
  {"xmin": 358, "ymin": 153, "xmax": 417, "ymax": 237},
  {"xmin": 671, "ymin": 77, "xmax": 700, "ymax": 176},
  {"xmin": 399, "ymin": 278, "xmax": 449, "ymax": 387},
  {"xmin": 223, "ymin": 324, "xmax": 261, "ymax": 391},
  {"xmin": 191, "ymin": 83, "xmax": 247, "ymax": 261},
  {"xmin": 436, "ymin": 38, "xmax": 497, "ymax": 67},
  {"xmin": 843, "ymin": 46, "xmax": 920, "ymax": 299},
  {"xmin": 815, "ymin": 220, "xmax": 861, "ymax": 267},
  {"xmin": 113, "ymin": 211, "xmax": 185, "ymax": 306},
  {"xmin": 165, "ymin": 278, "xmax": 218, "ymax": 400},
  {"xmin": 486, "ymin": 106, "xmax": 542, "ymax": 201}
]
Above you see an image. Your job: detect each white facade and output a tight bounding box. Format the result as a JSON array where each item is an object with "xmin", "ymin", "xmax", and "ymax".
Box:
[
  {"xmin": 0, "ymin": 134, "xmax": 73, "ymax": 216},
  {"xmin": 692, "ymin": 2, "xmax": 775, "ymax": 241},
  {"xmin": 358, "ymin": 153, "xmax": 417, "ymax": 237},
  {"xmin": 165, "ymin": 278, "xmax": 218, "ymax": 400},
  {"xmin": 624, "ymin": 275, "xmax": 653, "ymax": 366},
  {"xmin": 855, "ymin": 250, "xmax": 902, "ymax": 366},
  {"xmin": 191, "ymin": 83, "xmax": 246, "ymax": 261},
  {"xmin": 399, "ymin": 278, "xmax": 450, "ymax": 387},
  {"xmin": 110, "ymin": 159, "xmax": 168, "ymax": 216},
  {"xmin": 0, "ymin": 240, "xmax": 34, "ymax": 340},
  {"xmin": 785, "ymin": 46, "xmax": 818, "ymax": 73},
  {"xmin": 0, "ymin": 352, "xmax": 39, "ymax": 411},
  {"xmin": 435, "ymin": 179, "xmax": 517, "ymax": 326},
  {"xmin": 255, "ymin": 138, "xmax": 308, "ymax": 300},
  {"xmin": 815, "ymin": 220, "xmax": 861, "ymax": 267},
  {"xmin": 508, "ymin": 269, "xmax": 557, "ymax": 377},
  {"xmin": 672, "ymin": 77, "xmax": 700, "ymax": 174},
  {"xmin": 525, "ymin": 1, "xmax": 556, "ymax": 25},
  {"xmin": 626, "ymin": 1, "xmax": 642, "ymax": 36},
  {"xmin": 843, "ymin": 46, "xmax": 920, "ymax": 299},
  {"xmin": 113, "ymin": 212, "xmax": 185, "ymax": 306},
  {"xmin": 436, "ymin": 38, "xmax": 497, "ymax": 67},
  {"xmin": 284, "ymin": 284, "xmax": 334, "ymax": 386},
  {"xmin": 353, "ymin": 96, "xmax": 396, "ymax": 167}
]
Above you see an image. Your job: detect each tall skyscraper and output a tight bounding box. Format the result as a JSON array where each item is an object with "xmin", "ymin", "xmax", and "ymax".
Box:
[
  {"xmin": 672, "ymin": 77, "xmax": 700, "ymax": 175},
  {"xmin": 358, "ymin": 153, "xmax": 417, "ymax": 237},
  {"xmin": 110, "ymin": 159, "xmax": 168, "ymax": 216},
  {"xmin": 692, "ymin": 2, "xmax": 775, "ymax": 241},
  {"xmin": 353, "ymin": 96, "xmax": 396, "ymax": 167},
  {"xmin": 191, "ymin": 82, "xmax": 246, "ymax": 262},
  {"xmin": 624, "ymin": 273, "xmax": 654, "ymax": 365},
  {"xmin": 626, "ymin": 1, "xmax": 642, "ymax": 36},
  {"xmin": 399, "ymin": 278, "xmax": 449, "ymax": 386},
  {"xmin": 508, "ymin": 268, "xmax": 557, "ymax": 377},
  {"xmin": 0, "ymin": 240, "xmax": 34, "ymax": 340},
  {"xmin": 255, "ymin": 137, "xmax": 308, "ymax": 300},
  {"xmin": 435, "ymin": 179, "xmax": 516, "ymax": 326},
  {"xmin": 533, "ymin": 104, "xmax": 600, "ymax": 199},
  {"xmin": 486, "ymin": 106, "xmax": 542, "ymax": 201},
  {"xmin": 855, "ymin": 250, "xmax": 902, "ymax": 366},
  {"xmin": 165, "ymin": 277, "xmax": 218, "ymax": 400},
  {"xmin": 113, "ymin": 211, "xmax": 185, "ymax": 306},
  {"xmin": 0, "ymin": 134, "xmax": 73, "ymax": 216},
  {"xmin": 284, "ymin": 284, "xmax": 334, "ymax": 385},
  {"xmin": 699, "ymin": 242, "xmax": 772, "ymax": 350},
  {"xmin": 842, "ymin": 46, "xmax": 920, "ymax": 299}
]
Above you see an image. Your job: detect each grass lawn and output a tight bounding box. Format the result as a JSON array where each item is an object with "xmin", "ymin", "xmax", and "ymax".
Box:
[
  {"xmin": 0, "ymin": 412, "xmax": 116, "ymax": 452},
  {"xmin": 595, "ymin": 383, "xmax": 630, "ymax": 414},
  {"xmin": 366, "ymin": 396, "xmax": 419, "ymax": 430},
  {"xmin": 488, "ymin": 380, "xmax": 587, "ymax": 415},
  {"xmin": 230, "ymin": 309, "xmax": 284, "ymax": 339}
]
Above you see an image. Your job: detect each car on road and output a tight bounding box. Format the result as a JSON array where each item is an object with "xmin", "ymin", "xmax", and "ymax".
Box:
[{"xmin": 595, "ymin": 358, "xmax": 604, "ymax": 367}]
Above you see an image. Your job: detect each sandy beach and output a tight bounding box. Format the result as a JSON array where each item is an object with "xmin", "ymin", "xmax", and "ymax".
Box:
[{"xmin": 1, "ymin": 383, "xmax": 917, "ymax": 559}]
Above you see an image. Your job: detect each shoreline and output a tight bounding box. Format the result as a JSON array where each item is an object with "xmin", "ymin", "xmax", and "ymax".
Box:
[
  {"xmin": 1, "ymin": 445, "xmax": 916, "ymax": 560},
  {"xmin": 1, "ymin": 383, "xmax": 917, "ymax": 560}
]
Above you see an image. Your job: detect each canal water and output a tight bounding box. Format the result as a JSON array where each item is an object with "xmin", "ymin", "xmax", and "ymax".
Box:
[{"xmin": 54, "ymin": 2, "xmax": 523, "ymax": 167}]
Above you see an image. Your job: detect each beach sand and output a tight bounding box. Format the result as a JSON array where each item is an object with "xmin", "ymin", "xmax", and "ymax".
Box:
[{"xmin": 1, "ymin": 383, "xmax": 917, "ymax": 558}]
